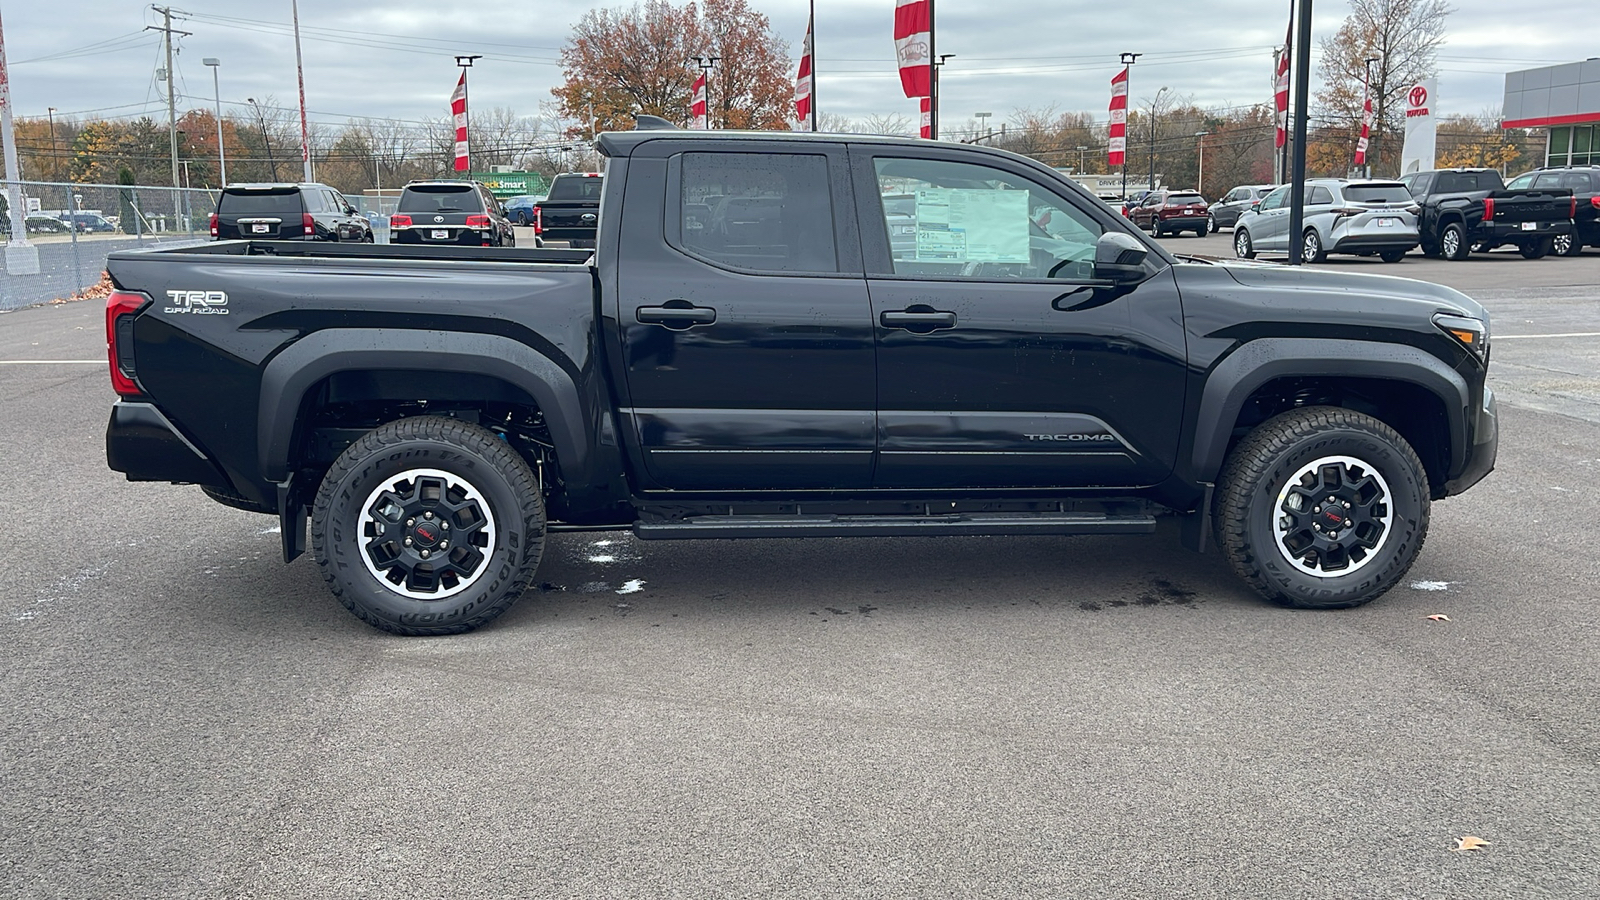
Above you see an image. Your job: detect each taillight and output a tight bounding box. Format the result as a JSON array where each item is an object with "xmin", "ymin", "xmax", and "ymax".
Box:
[
  {"xmin": 1590, "ymin": 197, "xmax": 1600, "ymax": 210},
  {"xmin": 390, "ymin": 214, "xmax": 412, "ymax": 228},
  {"xmin": 106, "ymin": 290, "xmax": 147, "ymax": 398},
  {"xmin": 465, "ymin": 214, "xmax": 491, "ymax": 228},
  {"xmin": 1482, "ymin": 198, "xmax": 1495, "ymax": 221},
  {"xmin": 533, "ymin": 206, "xmax": 543, "ymax": 234},
  {"xmin": 303, "ymin": 212, "xmax": 315, "ymax": 236},
  {"xmin": 1330, "ymin": 207, "xmax": 1364, "ymax": 219},
  {"xmin": 208, "ymin": 212, "xmax": 218, "ymax": 237}
]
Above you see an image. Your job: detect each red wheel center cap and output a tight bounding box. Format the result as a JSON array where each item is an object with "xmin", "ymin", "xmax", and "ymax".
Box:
[{"xmin": 413, "ymin": 523, "xmax": 440, "ymax": 546}]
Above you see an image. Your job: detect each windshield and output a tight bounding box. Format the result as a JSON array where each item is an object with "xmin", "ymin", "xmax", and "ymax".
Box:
[
  {"xmin": 219, "ymin": 189, "xmax": 303, "ymax": 217},
  {"xmin": 547, "ymin": 176, "xmax": 603, "ymax": 202},
  {"xmin": 398, "ymin": 185, "xmax": 482, "ymax": 213},
  {"xmin": 1344, "ymin": 184, "xmax": 1413, "ymax": 203}
]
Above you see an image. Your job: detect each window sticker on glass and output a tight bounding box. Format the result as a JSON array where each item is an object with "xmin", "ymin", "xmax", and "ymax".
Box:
[{"xmin": 912, "ymin": 188, "xmax": 1031, "ymax": 264}]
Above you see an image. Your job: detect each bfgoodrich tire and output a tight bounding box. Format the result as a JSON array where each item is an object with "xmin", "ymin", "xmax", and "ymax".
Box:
[
  {"xmin": 1214, "ymin": 407, "xmax": 1429, "ymax": 610},
  {"xmin": 311, "ymin": 416, "xmax": 546, "ymax": 635}
]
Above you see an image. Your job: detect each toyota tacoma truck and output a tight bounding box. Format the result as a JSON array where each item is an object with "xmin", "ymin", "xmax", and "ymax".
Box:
[
  {"xmin": 1399, "ymin": 167, "xmax": 1575, "ymax": 260},
  {"xmin": 104, "ymin": 126, "xmax": 1498, "ymax": 635}
]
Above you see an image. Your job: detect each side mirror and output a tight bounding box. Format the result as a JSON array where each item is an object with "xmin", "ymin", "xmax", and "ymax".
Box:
[{"xmin": 1094, "ymin": 232, "xmax": 1149, "ymax": 283}]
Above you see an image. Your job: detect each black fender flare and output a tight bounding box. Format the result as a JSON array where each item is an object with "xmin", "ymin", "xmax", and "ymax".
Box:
[
  {"xmin": 257, "ymin": 328, "xmax": 588, "ymax": 484},
  {"xmin": 1190, "ymin": 338, "xmax": 1470, "ymax": 483}
]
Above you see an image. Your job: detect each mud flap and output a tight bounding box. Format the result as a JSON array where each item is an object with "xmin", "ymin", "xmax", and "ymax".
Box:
[
  {"xmin": 277, "ymin": 473, "xmax": 308, "ymax": 563},
  {"xmin": 1179, "ymin": 482, "xmax": 1215, "ymax": 554}
]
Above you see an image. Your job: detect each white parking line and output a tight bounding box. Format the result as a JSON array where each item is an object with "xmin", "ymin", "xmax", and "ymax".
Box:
[
  {"xmin": 1495, "ymin": 333, "xmax": 1600, "ymax": 340},
  {"xmin": 0, "ymin": 359, "xmax": 104, "ymax": 365}
]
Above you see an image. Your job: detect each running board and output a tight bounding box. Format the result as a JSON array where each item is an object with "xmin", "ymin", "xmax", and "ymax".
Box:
[{"xmin": 633, "ymin": 512, "xmax": 1157, "ymax": 540}]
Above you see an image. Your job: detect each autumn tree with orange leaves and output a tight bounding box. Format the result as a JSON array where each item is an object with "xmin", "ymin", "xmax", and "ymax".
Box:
[{"xmin": 553, "ymin": 0, "xmax": 793, "ymax": 135}]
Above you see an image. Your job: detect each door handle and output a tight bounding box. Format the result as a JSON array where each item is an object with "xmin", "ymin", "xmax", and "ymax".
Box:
[
  {"xmin": 636, "ymin": 303, "xmax": 716, "ymax": 328},
  {"xmin": 880, "ymin": 308, "xmax": 957, "ymax": 331}
]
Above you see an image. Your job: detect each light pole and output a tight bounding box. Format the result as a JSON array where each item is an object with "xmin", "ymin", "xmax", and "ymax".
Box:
[
  {"xmin": 1118, "ymin": 52, "xmax": 1141, "ymax": 201},
  {"xmin": 1148, "ymin": 85, "xmax": 1169, "ymax": 191},
  {"xmin": 1195, "ymin": 130, "xmax": 1209, "ymax": 196},
  {"xmin": 1077, "ymin": 145, "xmax": 1088, "ymax": 175},
  {"xmin": 692, "ymin": 56, "xmax": 720, "ymax": 129},
  {"xmin": 203, "ymin": 58, "xmax": 225, "ymax": 187},
  {"xmin": 974, "ymin": 110, "xmax": 990, "ymax": 143},
  {"xmin": 455, "ymin": 55, "xmax": 482, "ymax": 171},
  {"xmin": 931, "ymin": 54, "xmax": 954, "ymax": 140}
]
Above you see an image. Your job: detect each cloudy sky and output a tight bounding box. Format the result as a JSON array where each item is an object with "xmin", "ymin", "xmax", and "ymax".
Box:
[{"xmin": 5, "ymin": 0, "xmax": 1593, "ymax": 136}]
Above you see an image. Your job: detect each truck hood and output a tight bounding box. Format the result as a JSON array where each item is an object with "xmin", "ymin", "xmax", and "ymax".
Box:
[{"xmin": 1173, "ymin": 254, "xmax": 1487, "ymax": 323}]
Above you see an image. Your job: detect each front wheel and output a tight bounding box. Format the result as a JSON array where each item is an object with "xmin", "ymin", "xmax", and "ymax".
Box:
[
  {"xmin": 1215, "ymin": 407, "xmax": 1429, "ymax": 610},
  {"xmin": 1234, "ymin": 228, "xmax": 1256, "ymax": 259},
  {"xmin": 311, "ymin": 416, "xmax": 547, "ymax": 635},
  {"xmin": 1519, "ymin": 236, "xmax": 1553, "ymax": 259}
]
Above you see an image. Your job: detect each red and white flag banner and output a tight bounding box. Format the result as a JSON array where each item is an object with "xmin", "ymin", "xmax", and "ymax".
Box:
[
  {"xmin": 1274, "ymin": 24, "xmax": 1291, "ymax": 150},
  {"xmin": 691, "ymin": 72, "xmax": 708, "ymax": 129},
  {"xmin": 795, "ymin": 15, "xmax": 814, "ymax": 129},
  {"xmin": 919, "ymin": 97, "xmax": 931, "ymax": 139},
  {"xmin": 1355, "ymin": 77, "xmax": 1374, "ymax": 166},
  {"xmin": 1108, "ymin": 67, "xmax": 1128, "ymax": 167},
  {"xmin": 894, "ymin": 0, "xmax": 931, "ymax": 99},
  {"xmin": 451, "ymin": 71, "xmax": 469, "ymax": 172}
]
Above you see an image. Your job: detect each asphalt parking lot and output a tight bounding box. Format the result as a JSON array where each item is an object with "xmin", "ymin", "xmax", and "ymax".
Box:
[{"xmin": 3, "ymin": 243, "xmax": 1600, "ymax": 897}]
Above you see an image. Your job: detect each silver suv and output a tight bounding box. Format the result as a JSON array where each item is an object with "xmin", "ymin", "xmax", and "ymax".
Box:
[
  {"xmin": 1234, "ymin": 180, "xmax": 1419, "ymax": 263},
  {"xmin": 1209, "ymin": 184, "xmax": 1275, "ymax": 231}
]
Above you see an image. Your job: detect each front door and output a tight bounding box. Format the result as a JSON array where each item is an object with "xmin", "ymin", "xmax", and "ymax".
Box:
[
  {"xmin": 1252, "ymin": 185, "xmax": 1293, "ymax": 250},
  {"xmin": 852, "ymin": 149, "xmax": 1188, "ymax": 489},
  {"xmin": 614, "ymin": 142, "xmax": 876, "ymax": 491}
]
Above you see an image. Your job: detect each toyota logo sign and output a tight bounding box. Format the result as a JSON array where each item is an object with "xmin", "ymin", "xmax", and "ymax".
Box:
[{"xmin": 1409, "ymin": 85, "xmax": 1429, "ymax": 108}]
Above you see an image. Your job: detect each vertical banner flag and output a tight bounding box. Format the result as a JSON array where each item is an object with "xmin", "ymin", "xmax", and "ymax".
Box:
[
  {"xmin": 1354, "ymin": 75, "xmax": 1374, "ymax": 167},
  {"xmin": 794, "ymin": 15, "xmax": 813, "ymax": 129},
  {"xmin": 1400, "ymin": 79, "xmax": 1437, "ymax": 175},
  {"xmin": 894, "ymin": 0, "xmax": 931, "ymax": 99},
  {"xmin": 1274, "ymin": 23, "xmax": 1291, "ymax": 150},
  {"xmin": 451, "ymin": 71, "xmax": 469, "ymax": 172},
  {"xmin": 1108, "ymin": 67, "xmax": 1129, "ymax": 167},
  {"xmin": 919, "ymin": 98, "xmax": 931, "ymax": 139},
  {"xmin": 691, "ymin": 72, "xmax": 708, "ymax": 129}
]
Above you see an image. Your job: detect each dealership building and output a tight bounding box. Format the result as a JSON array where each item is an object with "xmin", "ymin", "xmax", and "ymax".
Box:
[{"xmin": 1502, "ymin": 59, "xmax": 1600, "ymax": 167}]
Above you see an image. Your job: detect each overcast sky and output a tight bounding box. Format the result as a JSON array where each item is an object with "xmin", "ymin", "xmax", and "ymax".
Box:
[{"xmin": 5, "ymin": 0, "xmax": 1593, "ymax": 136}]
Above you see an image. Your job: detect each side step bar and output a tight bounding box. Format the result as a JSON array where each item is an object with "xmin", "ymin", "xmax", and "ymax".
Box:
[{"xmin": 634, "ymin": 512, "xmax": 1157, "ymax": 540}]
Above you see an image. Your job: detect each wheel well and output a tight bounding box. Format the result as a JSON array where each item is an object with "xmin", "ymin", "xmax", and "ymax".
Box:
[
  {"xmin": 290, "ymin": 369, "xmax": 563, "ymax": 504},
  {"xmin": 1229, "ymin": 376, "xmax": 1451, "ymax": 494}
]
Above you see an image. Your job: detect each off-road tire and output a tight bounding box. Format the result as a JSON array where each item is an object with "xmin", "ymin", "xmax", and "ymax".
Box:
[
  {"xmin": 1214, "ymin": 406, "xmax": 1429, "ymax": 610},
  {"xmin": 311, "ymin": 416, "xmax": 546, "ymax": 635}
]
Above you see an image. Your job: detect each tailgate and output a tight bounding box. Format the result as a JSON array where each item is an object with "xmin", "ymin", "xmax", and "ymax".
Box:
[
  {"xmin": 540, "ymin": 203, "xmax": 598, "ymax": 231},
  {"xmin": 1491, "ymin": 189, "xmax": 1573, "ymax": 221}
]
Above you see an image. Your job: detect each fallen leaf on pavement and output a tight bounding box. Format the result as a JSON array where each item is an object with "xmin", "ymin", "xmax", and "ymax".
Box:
[
  {"xmin": 1451, "ymin": 835, "xmax": 1491, "ymax": 852},
  {"xmin": 1427, "ymin": 614, "xmax": 1451, "ymax": 622}
]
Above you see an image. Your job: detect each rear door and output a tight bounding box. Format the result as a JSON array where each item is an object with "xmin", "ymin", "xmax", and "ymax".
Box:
[
  {"xmin": 851, "ymin": 147, "xmax": 1187, "ymax": 489},
  {"xmin": 614, "ymin": 140, "xmax": 876, "ymax": 491},
  {"xmin": 1252, "ymin": 185, "xmax": 1292, "ymax": 250},
  {"xmin": 216, "ymin": 187, "xmax": 302, "ymax": 240}
]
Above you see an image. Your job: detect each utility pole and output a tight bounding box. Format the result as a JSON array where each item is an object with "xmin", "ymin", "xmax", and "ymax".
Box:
[
  {"xmin": 291, "ymin": 0, "xmax": 312, "ymax": 181},
  {"xmin": 46, "ymin": 107, "xmax": 58, "ymax": 182},
  {"xmin": 0, "ymin": 4, "xmax": 39, "ymax": 273},
  {"xmin": 1149, "ymin": 86, "xmax": 1169, "ymax": 191},
  {"xmin": 148, "ymin": 6, "xmax": 191, "ymax": 223},
  {"xmin": 247, "ymin": 98, "xmax": 280, "ymax": 181}
]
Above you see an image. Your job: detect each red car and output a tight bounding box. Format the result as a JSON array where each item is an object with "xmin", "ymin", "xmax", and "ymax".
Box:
[{"xmin": 1129, "ymin": 190, "xmax": 1211, "ymax": 237}]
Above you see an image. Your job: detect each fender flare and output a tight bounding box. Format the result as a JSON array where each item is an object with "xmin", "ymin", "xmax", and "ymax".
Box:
[
  {"xmin": 1190, "ymin": 338, "xmax": 1470, "ymax": 483},
  {"xmin": 258, "ymin": 328, "xmax": 588, "ymax": 484}
]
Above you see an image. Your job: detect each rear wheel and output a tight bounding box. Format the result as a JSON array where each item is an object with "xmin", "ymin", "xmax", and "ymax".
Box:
[
  {"xmin": 1519, "ymin": 236, "xmax": 1553, "ymax": 259},
  {"xmin": 1440, "ymin": 223, "xmax": 1470, "ymax": 261},
  {"xmin": 1215, "ymin": 407, "xmax": 1429, "ymax": 610},
  {"xmin": 1234, "ymin": 228, "xmax": 1256, "ymax": 259},
  {"xmin": 1302, "ymin": 229, "xmax": 1327, "ymax": 263},
  {"xmin": 516, "ymin": 210, "xmax": 530, "ymax": 226},
  {"xmin": 1379, "ymin": 249, "xmax": 1407, "ymax": 263},
  {"xmin": 1207, "ymin": 213, "xmax": 1218, "ymax": 234},
  {"xmin": 311, "ymin": 416, "xmax": 546, "ymax": 635}
]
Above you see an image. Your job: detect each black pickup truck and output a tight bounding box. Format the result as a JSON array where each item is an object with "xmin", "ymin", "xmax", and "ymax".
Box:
[
  {"xmin": 1399, "ymin": 167, "xmax": 1574, "ymax": 260},
  {"xmin": 104, "ymin": 127, "xmax": 1498, "ymax": 635},
  {"xmin": 533, "ymin": 172, "xmax": 602, "ymax": 248}
]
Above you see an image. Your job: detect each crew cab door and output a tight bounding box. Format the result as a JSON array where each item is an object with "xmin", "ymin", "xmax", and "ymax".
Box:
[
  {"xmin": 614, "ymin": 141, "xmax": 875, "ymax": 490},
  {"xmin": 850, "ymin": 148, "xmax": 1187, "ymax": 489}
]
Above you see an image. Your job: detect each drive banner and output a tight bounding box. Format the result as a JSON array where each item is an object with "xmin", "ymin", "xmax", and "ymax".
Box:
[
  {"xmin": 920, "ymin": 98, "xmax": 931, "ymax": 139},
  {"xmin": 1400, "ymin": 79, "xmax": 1437, "ymax": 175},
  {"xmin": 1108, "ymin": 67, "xmax": 1128, "ymax": 167},
  {"xmin": 1355, "ymin": 85, "xmax": 1374, "ymax": 167},
  {"xmin": 795, "ymin": 15, "xmax": 813, "ymax": 128},
  {"xmin": 1274, "ymin": 24, "xmax": 1291, "ymax": 150},
  {"xmin": 692, "ymin": 73, "xmax": 708, "ymax": 130},
  {"xmin": 894, "ymin": 0, "xmax": 931, "ymax": 98},
  {"xmin": 451, "ymin": 71, "xmax": 469, "ymax": 172}
]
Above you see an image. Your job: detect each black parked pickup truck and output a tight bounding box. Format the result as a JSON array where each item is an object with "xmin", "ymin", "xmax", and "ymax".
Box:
[
  {"xmin": 533, "ymin": 172, "xmax": 602, "ymax": 248},
  {"xmin": 104, "ymin": 127, "xmax": 1498, "ymax": 635},
  {"xmin": 1399, "ymin": 167, "xmax": 1575, "ymax": 260}
]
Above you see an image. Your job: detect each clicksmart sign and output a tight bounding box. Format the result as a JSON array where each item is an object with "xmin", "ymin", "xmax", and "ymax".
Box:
[{"xmin": 467, "ymin": 172, "xmax": 550, "ymax": 198}]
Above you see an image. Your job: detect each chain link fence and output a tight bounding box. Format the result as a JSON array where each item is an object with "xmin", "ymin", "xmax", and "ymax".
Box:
[{"xmin": 1, "ymin": 181, "xmax": 220, "ymax": 312}]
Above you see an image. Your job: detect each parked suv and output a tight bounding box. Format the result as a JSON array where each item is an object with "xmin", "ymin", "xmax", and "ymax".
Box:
[
  {"xmin": 390, "ymin": 181, "xmax": 515, "ymax": 247},
  {"xmin": 212, "ymin": 183, "xmax": 372, "ymax": 242},
  {"xmin": 1506, "ymin": 166, "xmax": 1598, "ymax": 256},
  {"xmin": 1234, "ymin": 180, "xmax": 1418, "ymax": 263},
  {"xmin": 1128, "ymin": 190, "xmax": 1210, "ymax": 237},
  {"xmin": 1210, "ymin": 184, "xmax": 1275, "ymax": 231}
]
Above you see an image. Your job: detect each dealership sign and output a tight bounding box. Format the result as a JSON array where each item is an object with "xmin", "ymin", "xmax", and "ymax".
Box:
[
  {"xmin": 1400, "ymin": 80, "xmax": 1437, "ymax": 175},
  {"xmin": 467, "ymin": 172, "xmax": 550, "ymax": 198}
]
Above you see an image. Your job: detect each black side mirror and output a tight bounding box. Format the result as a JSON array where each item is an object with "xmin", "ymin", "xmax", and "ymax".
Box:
[{"xmin": 1094, "ymin": 232, "xmax": 1149, "ymax": 283}]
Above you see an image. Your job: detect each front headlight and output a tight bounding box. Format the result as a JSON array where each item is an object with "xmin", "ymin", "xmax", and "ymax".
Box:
[{"xmin": 1433, "ymin": 313, "xmax": 1489, "ymax": 361}]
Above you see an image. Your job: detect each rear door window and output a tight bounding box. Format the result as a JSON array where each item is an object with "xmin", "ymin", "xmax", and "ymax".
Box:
[
  {"xmin": 399, "ymin": 185, "xmax": 483, "ymax": 213},
  {"xmin": 1308, "ymin": 187, "xmax": 1335, "ymax": 205},
  {"xmin": 675, "ymin": 152, "xmax": 838, "ymax": 274},
  {"xmin": 219, "ymin": 189, "xmax": 302, "ymax": 217}
]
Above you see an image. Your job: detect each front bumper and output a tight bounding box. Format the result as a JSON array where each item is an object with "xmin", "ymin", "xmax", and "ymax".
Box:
[
  {"xmin": 106, "ymin": 401, "xmax": 228, "ymax": 486},
  {"xmin": 1443, "ymin": 387, "xmax": 1498, "ymax": 496}
]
